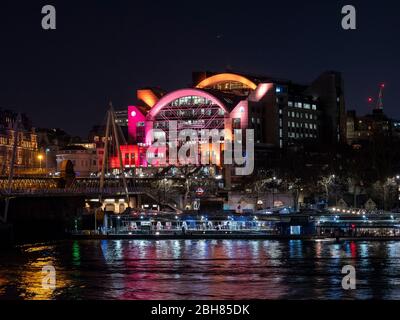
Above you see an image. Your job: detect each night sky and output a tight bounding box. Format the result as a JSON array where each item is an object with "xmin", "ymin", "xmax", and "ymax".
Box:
[{"xmin": 1, "ymin": 0, "xmax": 399, "ymax": 137}]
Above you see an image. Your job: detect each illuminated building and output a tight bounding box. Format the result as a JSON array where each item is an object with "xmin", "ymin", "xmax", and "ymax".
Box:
[
  {"xmin": 36, "ymin": 128, "xmax": 74, "ymax": 171},
  {"xmin": 193, "ymin": 71, "xmax": 346, "ymax": 148},
  {"xmin": 346, "ymin": 109, "xmax": 394, "ymax": 146},
  {"xmin": 56, "ymin": 145, "xmax": 98, "ymax": 177},
  {"xmin": 0, "ymin": 109, "xmax": 39, "ymax": 173},
  {"xmin": 112, "ymin": 71, "xmax": 346, "ymax": 171},
  {"xmin": 114, "ymin": 110, "xmax": 129, "ymax": 127},
  {"xmin": 123, "ymin": 87, "xmax": 244, "ymax": 171}
]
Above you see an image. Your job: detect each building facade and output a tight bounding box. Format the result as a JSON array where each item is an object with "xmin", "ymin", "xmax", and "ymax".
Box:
[
  {"xmin": 108, "ymin": 71, "xmax": 346, "ymax": 172},
  {"xmin": 56, "ymin": 145, "xmax": 98, "ymax": 177},
  {"xmin": 0, "ymin": 109, "xmax": 39, "ymax": 174},
  {"xmin": 346, "ymin": 109, "xmax": 394, "ymax": 146}
]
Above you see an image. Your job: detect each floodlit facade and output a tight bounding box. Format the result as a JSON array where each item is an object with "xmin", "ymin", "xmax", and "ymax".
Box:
[
  {"xmin": 110, "ymin": 71, "xmax": 346, "ymax": 171},
  {"xmin": 117, "ymin": 86, "xmax": 250, "ymax": 170},
  {"xmin": 56, "ymin": 145, "xmax": 98, "ymax": 177},
  {"xmin": 0, "ymin": 109, "xmax": 39, "ymax": 173}
]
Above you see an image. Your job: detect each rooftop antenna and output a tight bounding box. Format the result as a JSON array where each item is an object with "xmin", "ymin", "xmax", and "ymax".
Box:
[{"xmin": 376, "ymin": 83, "xmax": 385, "ymax": 110}]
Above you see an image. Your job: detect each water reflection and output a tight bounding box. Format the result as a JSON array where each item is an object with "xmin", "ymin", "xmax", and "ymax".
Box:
[{"xmin": 1, "ymin": 240, "xmax": 400, "ymax": 300}]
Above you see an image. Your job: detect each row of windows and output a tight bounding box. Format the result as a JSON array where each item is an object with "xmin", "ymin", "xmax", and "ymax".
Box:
[
  {"xmin": 288, "ymin": 128, "xmax": 318, "ymax": 135},
  {"xmin": 154, "ymin": 119, "xmax": 224, "ymax": 130},
  {"xmin": 251, "ymin": 118, "xmax": 261, "ymax": 124},
  {"xmin": 0, "ymin": 137, "xmax": 38, "ymax": 149},
  {"xmin": 288, "ymin": 122, "xmax": 318, "ymax": 130},
  {"xmin": 159, "ymin": 108, "xmax": 225, "ymax": 119},
  {"xmin": 288, "ymin": 101, "xmax": 317, "ymax": 110},
  {"xmin": 212, "ymin": 81, "xmax": 249, "ymax": 91},
  {"xmin": 288, "ymin": 132, "xmax": 318, "ymax": 139},
  {"xmin": 288, "ymin": 111, "xmax": 317, "ymax": 120},
  {"xmin": 170, "ymin": 96, "xmax": 213, "ymax": 107}
]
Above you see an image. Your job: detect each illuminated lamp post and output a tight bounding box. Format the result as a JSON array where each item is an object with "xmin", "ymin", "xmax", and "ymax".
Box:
[
  {"xmin": 45, "ymin": 148, "xmax": 50, "ymax": 173},
  {"xmin": 38, "ymin": 154, "xmax": 44, "ymax": 172},
  {"xmin": 272, "ymin": 176, "xmax": 277, "ymax": 208}
]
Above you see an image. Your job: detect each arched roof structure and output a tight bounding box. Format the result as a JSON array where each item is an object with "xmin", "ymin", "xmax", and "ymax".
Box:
[
  {"xmin": 196, "ymin": 73, "xmax": 257, "ymax": 90},
  {"xmin": 147, "ymin": 88, "xmax": 229, "ymax": 120}
]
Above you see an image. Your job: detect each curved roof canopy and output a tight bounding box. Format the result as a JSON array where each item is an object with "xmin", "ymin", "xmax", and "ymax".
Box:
[
  {"xmin": 196, "ymin": 73, "xmax": 258, "ymax": 90},
  {"xmin": 147, "ymin": 88, "xmax": 229, "ymax": 120}
]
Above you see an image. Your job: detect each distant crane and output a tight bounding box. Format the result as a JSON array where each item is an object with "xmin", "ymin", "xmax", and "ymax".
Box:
[
  {"xmin": 376, "ymin": 83, "xmax": 385, "ymax": 110},
  {"xmin": 368, "ymin": 83, "xmax": 385, "ymax": 111}
]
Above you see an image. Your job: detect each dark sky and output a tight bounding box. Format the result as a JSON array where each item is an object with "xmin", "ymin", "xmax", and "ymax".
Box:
[{"xmin": 1, "ymin": 0, "xmax": 399, "ymax": 137}]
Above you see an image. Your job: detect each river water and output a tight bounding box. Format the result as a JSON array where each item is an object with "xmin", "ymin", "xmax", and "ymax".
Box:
[{"xmin": 1, "ymin": 239, "xmax": 400, "ymax": 300}]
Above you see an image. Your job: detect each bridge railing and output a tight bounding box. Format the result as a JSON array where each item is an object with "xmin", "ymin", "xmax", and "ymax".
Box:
[
  {"xmin": 0, "ymin": 185, "xmax": 158, "ymax": 196},
  {"xmin": 0, "ymin": 178, "xmax": 180, "ymax": 208}
]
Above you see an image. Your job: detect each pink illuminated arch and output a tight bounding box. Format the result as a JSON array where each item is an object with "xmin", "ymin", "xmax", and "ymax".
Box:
[{"xmin": 147, "ymin": 88, "xmax": 229, "ymax": 120}]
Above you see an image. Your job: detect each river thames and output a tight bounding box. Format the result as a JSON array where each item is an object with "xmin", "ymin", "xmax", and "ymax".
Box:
[{"xmin": 1, "ymin": 239, "xmax": 400, "ymax": 300}]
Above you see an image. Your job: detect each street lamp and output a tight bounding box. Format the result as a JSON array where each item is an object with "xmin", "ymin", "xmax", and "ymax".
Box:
[
  {"xmin": 395, "ymin": 175, "xmax": 400, "ymax": 209},
  {"xmin": 45, "ymin": 148, "xmax": 50, "ymax": 173},
  {"xmin": 38, "ymin": 154, "xmax": 44, "ymax": 170}
]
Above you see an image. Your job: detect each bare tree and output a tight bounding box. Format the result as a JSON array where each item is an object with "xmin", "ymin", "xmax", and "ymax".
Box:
[{"xmin": 318, "ymin": 174, "xmax": 336, "ymax": 206}]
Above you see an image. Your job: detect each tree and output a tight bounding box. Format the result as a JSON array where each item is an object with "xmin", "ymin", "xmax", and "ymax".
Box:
[
  {"xmin": 370, "ymin": 178, "xmax": 398, "ymax": 211},
  {"xmin": 318, "ymin": 174, "xmax": 336, "ymax": 206}
]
